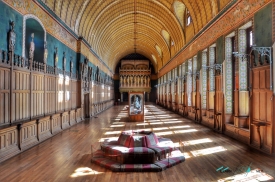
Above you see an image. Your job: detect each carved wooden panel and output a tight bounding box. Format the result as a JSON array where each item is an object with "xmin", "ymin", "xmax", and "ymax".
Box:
[
  {"xmin": 32, "ymin": 74, "xmax": 44, "ymax": 117},
  {"xmin": 45, "ymin": 75, "xmax": 56, "ymax": 114},
  {"xmin": 12, "ymin": 71, "xmax": 30, "ymax": 122},
  {"xmin": 20, "ymin": 120, "xmax": 38, "ymax": 151},
  {"xmin": 0, "ymin": 68, "xmax": 10, "ymax": 125},
  {"xmin": 51, "ymin": 114, "xmax": 62, "ymax": 135},
  {"xmin": 76, "ymin": 108, "xmax": 82, "ymax": 122},
  {"xmin": 71, "ymin": 80, "xmax": 78, "ymax": 109},
  {"xmin": 215, "ymin": 75, "xmax": 223, "ymax": 113},
  {"xmin": 0, "ymin": 126, "xmax": 20, "ymax": 163},
  {"xmin": 37, "ymin": 116, "xmax": 52, "ymax": 142},
  {"xmin": 61, "ymin": 111, "xmax": 70, "ymax": 130},
  {"xmin": 214, "ymin": 75, "xmax": 223, "ymax": 132},
  {"xmin": 64, "ymin": 76, "xmax": 71, "ymax": 110},
  {"xmin": 69, "ymin": 110, "xmax": 76, "ymax": 126},
  {"xmin": 251, "ymin": 66, "xmax": 273, "ymax": 153}
]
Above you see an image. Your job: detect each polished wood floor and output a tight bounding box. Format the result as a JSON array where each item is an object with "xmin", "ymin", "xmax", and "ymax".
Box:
[{"xmin": 0, "ymin": 103, "xmax": 275, "ymax": 182}]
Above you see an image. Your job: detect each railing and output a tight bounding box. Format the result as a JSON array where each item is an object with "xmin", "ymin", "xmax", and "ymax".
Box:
[
  {"xmin": 46, "ymin": 65, "xmax": 55, "ymax": 75},
  {"xmin": 32, "ymin": 60, "xmax": 44, "ymax": 72},
  {"xmin": 0, "ymin": 50, "xmax": 8, "ymax": 64}
]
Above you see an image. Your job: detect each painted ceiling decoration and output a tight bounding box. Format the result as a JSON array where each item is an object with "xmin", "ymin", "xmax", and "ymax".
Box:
[{"xmin": 39, "ymin": 0, "xmax": 231, "ymax": 73}]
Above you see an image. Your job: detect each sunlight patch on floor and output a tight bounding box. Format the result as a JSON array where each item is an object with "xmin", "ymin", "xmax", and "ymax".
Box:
[
  {"xmin": 136, "ymin": 123, "xmax": 149, "ymax": 126},
  {"xmin": 112, "ymin": 122, "xmax": 126, "ymax": 124},
  {"xmin": 99, "ymin": 137, "xmax": 118, "ymax": 142},
  {"xmin": 70, "ymin": 167, "xmax": 103, "ymax": 177},
  {"xmin": 191, "ymin": 146, "xmax": 227, "ymax": 157},
  {"xmin": 154, "ymin": 131, "xmax": 173, "ymax": 136},
  {"xmin": 149, "ymin": 122, "xmax": 164, "ymax": 125},
  {"xmin": 152, "ymin": 127, "xmax": 169, "ymax": 131},
  {"xmin": 110, "ymin": 125, "xmax": 125, "ymax": 127},
  {"xmin": 169, "ymin": 125, "xmax": 191, "ymax": 129},
  {"xmin": 183, "ymin": 138, "xmax": 213, "ymax": 146},
  {"xmin": 104, "ymin": 131, "xmax": 122, "ymax": 135},
  {"xmin": 145, "ymin": 119, "xmax": 161, "ymax": 122},
  {"xmin": 163, "ymin": 121, "xmax": 183, "ymax": 124},
  {"xmin": 174, "ymin": 129, "xmax": 198, "ymax": 133}
]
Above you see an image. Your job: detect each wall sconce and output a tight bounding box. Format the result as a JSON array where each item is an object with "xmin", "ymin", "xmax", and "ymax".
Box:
[
  {"xmin": 195, "ymin": 71, "xmax": 200, "ymax": 79},
  {"xmin": 182, "ymin": 74, "xmax": 187, "ymax": 81},
  {"xmin": 202, "ymin": 63, "xmax": 222, "ymax": 74},
  {"xmin": 251, "ymin": 46, "xmax": 273, "ymax": 90},
  {"xmin": 202, "ymin": 63, "xmax": 223, "ymax": 91}
]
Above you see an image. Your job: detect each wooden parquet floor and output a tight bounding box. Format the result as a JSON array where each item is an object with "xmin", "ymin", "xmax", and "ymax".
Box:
[{"xmin": 0, "ymin": 103, "xmax": 275, "ymax": 182}]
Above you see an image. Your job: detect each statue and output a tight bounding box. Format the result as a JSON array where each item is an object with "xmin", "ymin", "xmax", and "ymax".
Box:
[
  {"xmin": 137, "ymin": 76, "xmax": 140, "ymax": 86},
  {"xmin": 130, "ymin": 76, "xmax": 133, "ymax": 86},
  {"xmin": 70, "ymin": 58, "xmax": 73, "ymax": 73},
  {"xmin": 54, "ymin": 47, "xmax": 58, "ymax": 67},
  {"xmin": 63, "ymin": 52, "xmax": 66, "ymax": 70},
  {"xmin": 127, "ymin": 76, "xmax": 129, "ymax": 86},
  {"xmin": 44, "ymin": 41, "xmax": 48, "ymax": 64},
  {"xmin": 134, "ymin": 96, "xmax": 141, "ymax": 109},
  {"xmin": 29, "ymin": 33, "xmax": 35, "ymax": 60},
  {"xmin": 123, "ymin": 76, "xmax": 126, "ymax": 86},
  {"xmin": 134, "ymin": 76, "xmax": 137, "ymax": 87},
  {"xmin": 83, "ymin": 57, "xmax": 88, "ymax": 78},
  {"xmin": 9, "ymin": 21, "xmax": 16, "ymax": 52}
]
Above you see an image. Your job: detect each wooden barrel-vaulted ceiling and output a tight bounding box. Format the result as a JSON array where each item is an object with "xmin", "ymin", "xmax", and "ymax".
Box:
[{"xmin": 40, "ymin": 0, "xmax": 231, "ymax": 72}]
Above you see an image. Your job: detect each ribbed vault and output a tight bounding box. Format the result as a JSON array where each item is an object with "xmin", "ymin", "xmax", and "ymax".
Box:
[{"xmin": 40, "ymin": 0, "xmax": 231, "ymax": 73}]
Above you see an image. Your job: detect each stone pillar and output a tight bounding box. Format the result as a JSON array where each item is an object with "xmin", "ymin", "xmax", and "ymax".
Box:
[{"xmin": 147, "ymin": 92, "xmax": 150, "ymax": 102}]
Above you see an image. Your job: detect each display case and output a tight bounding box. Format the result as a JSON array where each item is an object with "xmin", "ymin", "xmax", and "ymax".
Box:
[{"xmin": 129, "ymin": 92, "xmax": 144, "ymax": 122}]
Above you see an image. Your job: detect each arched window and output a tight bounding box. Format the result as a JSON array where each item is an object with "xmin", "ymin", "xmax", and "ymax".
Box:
[
  {"xmin": 173, "ymin": 1, "xmax": 185, "ymax": 28},
  {"xmin": 186, "ymin": 10, "xmax": 191, "ymax": 26},
  {"xmin": 161, "ymin": 30, "xmax": 171, "ymax": 47}
]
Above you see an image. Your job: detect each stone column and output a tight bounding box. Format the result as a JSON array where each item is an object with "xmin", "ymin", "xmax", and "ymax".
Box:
[{"xmin": 147, "ymin": 92, "xmax": 150, "ymax": 102}]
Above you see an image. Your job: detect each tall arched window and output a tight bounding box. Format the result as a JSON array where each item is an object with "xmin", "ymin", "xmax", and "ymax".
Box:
[{"xmin": 173, "ymin": 1, "xmax": 185, "ymax": 28}]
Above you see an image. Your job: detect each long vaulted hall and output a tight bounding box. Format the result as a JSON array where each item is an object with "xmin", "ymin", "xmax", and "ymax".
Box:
[{"xmin": 1, "ymin": 0, "xmax": 275, "ymax": 181}]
